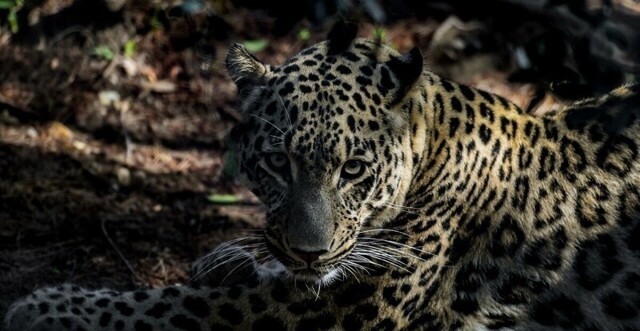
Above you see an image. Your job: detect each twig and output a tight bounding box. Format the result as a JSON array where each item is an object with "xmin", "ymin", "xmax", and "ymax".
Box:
[
  {"xmin": 102, "ymin": 55, "xmax": 120, "ymax": 81},
  {"xmin": 101, "ymin": 219, "xmax": 141, "ymax": 284},
  {"xmin": 66, "ymin": 255, "xmax": 78, "ymax": 280},
  {"xmin": 123, "ymin": 125, "xmax": 133, "ymax": 163},
  {"xmin": 118, "ymin": 90, "xmax": 133, "ymax": 163},
  {"xmin": 49, "ymin": 26, "xmax": 89, "ymax": 46}
]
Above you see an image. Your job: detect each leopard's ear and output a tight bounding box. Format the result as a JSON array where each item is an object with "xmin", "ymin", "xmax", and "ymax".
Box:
[
  {"xmin": 327, "ymin": 21, "xmax": 358, "ymax": 55},
  {"xmin": 226, "ymin": 43, "xmax": 269, "ymax": 90},
  {"xmin": 383, "ymin": 47, "xmax": 424, "ymax": 105}
]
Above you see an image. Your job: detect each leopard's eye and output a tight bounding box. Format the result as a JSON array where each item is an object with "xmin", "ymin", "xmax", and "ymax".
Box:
[
  {"xmin": 341, "ymin": 160, "xmax": 366, "ymax": 180},
  {"xmin": 264, "ymin": 152, "xmax": 289, "ymax": 174}
]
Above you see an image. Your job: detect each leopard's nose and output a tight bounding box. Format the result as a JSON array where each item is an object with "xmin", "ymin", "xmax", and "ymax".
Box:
[{"xmin": 291, "ymin": 248, "xmax": 327, "ymax": 264}]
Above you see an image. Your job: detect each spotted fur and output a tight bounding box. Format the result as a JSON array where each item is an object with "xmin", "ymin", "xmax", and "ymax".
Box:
[{"xmin": 5, "ymin": 35, "xmax": 640, "ymax": 330}]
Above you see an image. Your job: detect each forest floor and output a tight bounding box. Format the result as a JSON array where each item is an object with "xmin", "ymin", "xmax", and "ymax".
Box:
[{"xmin": 0, "ymin": 2, "xmax": 573, "ymax": 317}]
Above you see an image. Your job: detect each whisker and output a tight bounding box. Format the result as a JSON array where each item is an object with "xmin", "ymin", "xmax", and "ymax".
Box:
[
  {"xmin": 220, "ymin": 258, "xmax": 256, "ymax": 285},
  {"xmin": 382, "ymin": 203, "xmax": 421, "ymax": 214},
  {"xmin": 249, "ymin": 114, "xmax": 286, "ymax": 135},
  {"xmin": 270, "ymin": 134, "xmax": 285, "ymax": 141},
  {"xmin": 383, "ymin": 202, "xmax": 422, "ymax": 211},
  {"xmin": 275, "ymin": 93, "xmax": 293, "ymax": 127},
  {"xmin": 339, "ymin": 261, "xmax": 365, "ymax": 282},
  {"xmin": 359, "ymin": 245, "xmax": 433, "ymax": 265},
  {"xmin": 350, "ymin": 252, "xmax": 407, "ymax": 272},
  {"xmin": 359, "ymin": 228, "xmax": 410, "ymax": 237},
  {"xmin": 190, "ymin": 235, "xmax": 267, "ymax": 282},
  {"xmin": 344, "ymin": 233, "xmax": 447, "ymax": 276},
  {"xmin": 351, "ymin": 249, "xmax": 413, "ymax": 272},
  {"xmin": 358, "ymin": 175, "xmax": 381, "ymax": 220},
  {"xmin": 191, "ymin": 253, "xmax": 250, "ymax": 282},
  {"xmin": 198, "ymin": 242, "xmax": 262, "ymax": 265}
]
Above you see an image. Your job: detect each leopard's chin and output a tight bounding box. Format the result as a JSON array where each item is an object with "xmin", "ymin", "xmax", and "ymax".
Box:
[
  {"xmin": 288, "ymin": 267, "xmax": 343, "ymax": 286},
  {"xmin": 291, "ymin": 269, "xmax": 323, "ymax": 281},
  {"xmin": 264, "ymin": 242, "xmax": 351, "ymax": 285}
]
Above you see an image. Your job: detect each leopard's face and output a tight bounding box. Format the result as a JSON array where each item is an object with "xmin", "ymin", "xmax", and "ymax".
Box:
[{"xmin": 227, "ymin": 38, "xmax": 424, "ymax": 283}]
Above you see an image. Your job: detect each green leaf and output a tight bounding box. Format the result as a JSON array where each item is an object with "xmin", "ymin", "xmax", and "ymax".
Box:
[
  {"xmin": 242, "ymin": 39, "xmax": 268, "ymax": 52},
  {"xmin": 124, "ymin": 40, "xmax": 137, "ymax": 58},
  {"xmin": 207, "ymin": 194, "xmax": 240, "ymax": 204},
  {"xmin": 0, "ymin": 1, "xmax": 15, "ymax": 9},
  {"xmin": 150, "ymin": 9, "xmax": 163, "ymax": 30},
  {"xmin": 298, "ymin": 28, "xmax": 310, "ymax": 41},
  {"xmin": 93, "ymin": 45, "xmax": 114, "ymax": 60},
  {"xmin": 8, "ymin": 9, "xmax": 18, "ymax": 33},
  {"xmin": 1, "ymin": 0, "xmax": 22, "ymax": 33},
  {"xmin": 373, "ymin": 27, "xmax": 386, "ymax": 42}
]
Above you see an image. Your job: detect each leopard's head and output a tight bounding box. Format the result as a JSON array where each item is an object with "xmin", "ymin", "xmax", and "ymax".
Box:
[{"xmin": 226, "ymin": 30, "xmax": 424, "ymax": 284}]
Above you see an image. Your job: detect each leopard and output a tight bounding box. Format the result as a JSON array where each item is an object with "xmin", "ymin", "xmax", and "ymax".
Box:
[{"xmin": 5, "ymin": 23, "xmax": 640, "ymax": 330}]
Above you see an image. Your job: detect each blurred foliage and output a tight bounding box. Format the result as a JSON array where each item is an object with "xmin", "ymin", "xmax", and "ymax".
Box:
[
  {"xmin": 92, "ymin": 45, "xmax": 115, "ymax": 60},
  {"xmin": 0, "ymin": 0, "xmax": 637, "ymax": 95},
  {"xmin": 372, "ymin": 26, "xmax": 386, "ymax": 43},
  {"xmin": 0, "ymin": 0, "xmax": 21, "ymax": 33},
  {"xmin": 123, "ymin": 40, "xmax": 137, "ymax": 58},
  {"xmin": 207, "ymin": 193, "xmax": 240, "ymax": 204},
  {"xmin": 242, "ymin": 39, "xmax": 268, "ymax": 52},
  {"xmin": 0, "ymin": 0, "xmax": 15, "ymax": 8},
  {"xmin": 150, "ymin": 9, "xmax": 164, "ymax": 30},
  {"xmin": 297, "ymin": 28, "xmax": 311, "ymax": 41}
]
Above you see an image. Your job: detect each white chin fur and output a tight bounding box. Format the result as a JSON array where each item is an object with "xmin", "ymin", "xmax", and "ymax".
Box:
[
  {"xmin": 262, "ymin": 260, "xmax": 344, "ymax": 288},
  {"xmin": 295, "ymin": 267, "xmax": 344, "ymax": 286},
  {"xmin": 317, "ymin": 268, "xmax": 342, "ymax": 286}
]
